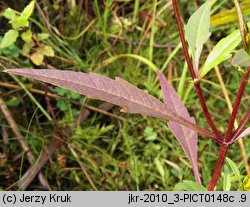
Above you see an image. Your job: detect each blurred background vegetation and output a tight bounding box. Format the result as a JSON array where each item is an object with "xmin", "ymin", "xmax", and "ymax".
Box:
[{"xmin": 0, "ymin": 0, "xmax": 249, "ymax": 190}]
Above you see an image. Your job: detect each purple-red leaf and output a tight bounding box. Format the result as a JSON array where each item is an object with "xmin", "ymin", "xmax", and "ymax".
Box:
[
  {"xmin": 157, "ymin": 70, "xmax": 201, "ymax": 184},
  {"xmin": 235, "ymin": 127, "xmax": 250, "ymax": 141},
  {"xmin": 3, "ymin": 69, "xmax": 214, "ymax": 139}
]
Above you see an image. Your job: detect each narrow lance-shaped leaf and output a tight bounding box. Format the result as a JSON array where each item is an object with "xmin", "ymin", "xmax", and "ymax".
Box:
[
  {"xmin": 175, "ymin": 180, "xmax": 207, "ymax": 191},
  {"xmin": 232, "ymin": 49, "xmax": 250, "ymax": 67},
  {"xmin": 184, "ymin": 0, "xmax": 211, "ymax": 75},
  {"xmin": 3, "ymin": 69, "xmax": 214, "ymax": 139},
  {"xmin": 199, "ymin": 28, "xmax": 242, "ymax": 79},
  {"xmin": 225, "ymin": 157, "xmax": 240, "ymax": 176},
  {"xmin": 223, "ymin": 165, "xmax": 231, "ymax": 191},
  {"xmin": 157, "ymin": 70, "xmax": 201, "ymax": 184}
]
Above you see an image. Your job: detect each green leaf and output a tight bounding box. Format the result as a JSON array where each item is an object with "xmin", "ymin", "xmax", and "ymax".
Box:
[
  {"xmin": 55, "ymin": 87, "xmax": 66, "ymax": 96},
  {"xmin": 21, "ymin": 0, "xmax": 35, "ymax": 19},
  {"xmin": 57, "ymin": 100, "xmax": 68, "ymax": 111},
  {"xmin": 10, "ymin": 17, "xmax": 29, "ymax": 29},
  {"xmin": 231, "ymin": 175, "xmax": 244, "ymax": 183},
  {"xmin": 5, "ymin": 97, "xmax": 21, "ymax": 107},
  {"xmin": 102, "ymin": 54, "xmax": 158, "ymax": 72},
  {"xmin": 0, "ymin": 43, "xmax": 20, "ymax": 58},
  {"xmin": 36, "ymin": 44, "xmax": 54, "ymax": 57},
  {"xmin": 30, "ymin": 52, "xmax": 44, "ymax": 65},
  {"xmin": 223, "ymin": 165, "xmax": 231, "ymax": 191},
  {"xmin": 200, "ymin": 29, "xmax": 242, "ymax": 78},
  {"xmin": 175, "ymin": 180, "xmax": 207, "ymax": 191},
  {"xmin": 210, "ymin": 1, "xmax": 250, "ymax": 26},
  {"xmin": 225, "ymin": 157, "xmax": 240, "ymax": 176},
  {"xmin": 37, "ymin": 33, "xmax": 50, "ymax": 41},
  {"xmin": 22, "ymin": 41, "xmax": 34, "ymax": 56},
  {"xmin": 184, "ymin": 0, "xmax": 211, "ymax": 74},
  {"xmin": 3, "ymin": 8, "xmax": 17, "ymax": 20},
  {"xmin": 144, "ymin": 127, "xmax": 157, "ymax": 141},
  {"xmin": 0, "ymin": 29, "xmax": 19, "ymax": 48},
  {"xmin": 232, "ymin": 49, "xmax": 250, "ymax": 67},
  {"xmin": 154, "ymin": 158, "xmax": 165, "ymax": 179},
  {"xmin": 69, "ymin": 91, "xmax": 81, "ymax": 100},
  {"xmin": 21, "ymin": 30, "xmax": 32, "ymax": 42}
]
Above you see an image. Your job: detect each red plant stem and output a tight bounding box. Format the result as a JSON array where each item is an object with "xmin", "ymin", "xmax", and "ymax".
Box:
[
  {"xmin": 171, "ymin": 0, "xmax": 221, "ymax": 139},
  {"xmin": 230, "ymin": 109, "xmax": 250, "ymax": 143},
  {"xmin": 208, "ymin": 145, "xmax": 229, "ymax": 191},
  {"xmin": 225, "ymin": 68, "xmax": 250, "ymax": 142},
  {"xmin": 195, "ymin": 83, "xmax": 222, "ymax": 138},
  {"xmin": 171, "ymin": 0, "xmax": 196, "ymax": 79}
]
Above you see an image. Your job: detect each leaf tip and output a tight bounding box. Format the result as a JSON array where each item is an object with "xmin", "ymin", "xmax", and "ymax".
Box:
[{"xmin": 2, "ymin": 69, "xmax": 20, "ymax": 74}]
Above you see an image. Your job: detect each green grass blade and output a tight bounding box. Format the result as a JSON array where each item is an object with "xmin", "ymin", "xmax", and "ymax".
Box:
[
  {"xmin": 177, "ymin": 62, "xmax": 188, "ymax": 99},
  {"xmin": 160, "ymin": 42, "xmax": 181, "ymax": 72},
  {"xmin": 101, "ymin": 54, "xmax": 158, "ymax": 72},
  {"xmin": 10, "ymin": 74, "xmax": 52, "ymax": 121}
]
